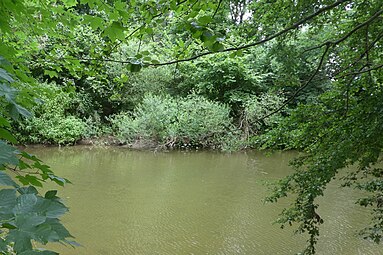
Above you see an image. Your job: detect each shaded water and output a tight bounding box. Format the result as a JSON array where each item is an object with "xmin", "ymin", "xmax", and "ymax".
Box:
[{"xmin": 28, "ymin": 146, "xmax": 381, "ymax": 254}]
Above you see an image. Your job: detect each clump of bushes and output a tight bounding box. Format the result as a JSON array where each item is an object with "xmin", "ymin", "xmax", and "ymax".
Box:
[
  {"xmin": 242, "ymin": 92, "xmax": 285, "ymax": 135},
  {"xmin": 110, "ymin": 94, "xmax": 234, "ymax": 148},
  {"xmin": 16, "ymin": 83, "xmax": 86, "ymax": 145}
]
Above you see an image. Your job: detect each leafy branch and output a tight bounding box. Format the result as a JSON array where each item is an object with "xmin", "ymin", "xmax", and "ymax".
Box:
[
  {"xmin": 257, "ymin": 43, "xmax": 331, "ymax": 122},
  {"xmin": 256, "ymin": 9, "xmax": 383, "ymax": 121},
  {"xmin": 304, "ymin": 9, "xmax": 383, "ymax": 53},
  {"xmin": 64, "ymin": 0, "xmax": 349, "ymax": 66}
]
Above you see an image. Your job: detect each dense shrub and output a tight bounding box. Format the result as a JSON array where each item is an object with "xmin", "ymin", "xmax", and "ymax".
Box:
[
  {"xmin": 111, "ymin": 94, "xmax": 233, "ymax": 148},
  {"xmin": 108, "ymin": 64, "xmax": 174, "ymax": 111},
  {"xmin": 242, "ymin": 92, "xmax": 285, "ymax": 136},
  {"xmin": 173, "ymin": 54, "xmax": 271, "ymax": 115},
  {"xmin": 15, "ymin": 83, "xmax": 86, "ymax": 145}
]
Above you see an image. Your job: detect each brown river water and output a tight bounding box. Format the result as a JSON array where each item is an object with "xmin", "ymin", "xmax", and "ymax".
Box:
[{"xmin": 27, "ymin": 146, "xmax": 382, "ymax": 255}]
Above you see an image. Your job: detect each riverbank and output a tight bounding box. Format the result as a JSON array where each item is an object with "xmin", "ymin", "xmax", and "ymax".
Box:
[
  {"xmin": 20, "ymin": 136, "xmax": 209, "ymax": 151},
  {"xmin": 77, "ymin": 136, "xmax": 161, "ymax": 150}
]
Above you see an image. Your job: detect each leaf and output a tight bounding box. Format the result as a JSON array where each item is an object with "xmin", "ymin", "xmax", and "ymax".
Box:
[
  {"xmin": 0, "ymin": 68, "xmax": 14, "ymax": 83},
  {"xmin": 0, "ymin": 127, "xmax": 17, "ymax": 143},
  {"xmin": 8, "ymin": 103, "xmax": 32, "ymax": 120},
  {"xmin": 63, "ymin": 239, "xmax": 81, "ymax": 247},
  {"xmin": 200, "ymin": 30, "xmax": 214, "ymax": 43},
  {"xmin": 35, "ymin": 218, "xmax": 72, "ymax": 244},
  {"xmin": 9, "ymin": 214, "xmax": 47, "ymax": 252},
  {"xmin": 7, "ymin": 230, "xmax": 33, "ymax": 253},
  {"xmin": 45, "ymin": 190, "xmax": 57, "ymax": 199},
  {"xmin": 0, "ymin": 140, "xmax": 19, "ymax": 166},
  {"xmin": 24, "ymin": 175, "xmax": 43, "ymax": 187},
  {"xmin": 20, "ymin": 151, "xmax": 42, "ymax": 162},
  {"xmin": 0, "ymin": 237, "xmax": 9, "ymax": 251},
  {"xmin": 84, "ymin": 15, "xmax": 105, "ymax": 29},
  {"xmin": 210, "ymin": 42, "xmax": 224, "ymax": 52},
  {"xmin": 103, "ymin": 21, "xmax": 126, "ymax": 41},
  {"xmin": 115, "ymin": 0, "xmax": 127, "ymax": 11},
  {"xmin": 0, "ymin": 171, "xmax": 18, "ymax": 187},
  {"xmin": 62, "ymin": 0, "xmax": 77, "ymax": 7},
  {"xmin": 128, "ymin": 63, "xmax": 142, "ymax": 72},
  {"xmin": 44, "ymin": 70, "xmax": 58, "ymax": 79},
  {"xmin": 44, "ymin": 201, "xmax": 68, "ymax": 218},
  {"xmin": 0, "ymin": 116, "xmax": 11, "ymax": 127},
  {"xmin": 0, "ymin": 83, "xmax": 17, "ymax": 103},
  {"xmin": 18, "ymin": 160, "xmax": 31, "ymax": 170},
  {"xmin": 14, "ymin": 194, "xmax": 38, "ymax": 214},
  {"xmin": 0, "ymin": 188, "xmax": 16, "ymax": 208},
  {"xmin": 48, "ymin": 174, "xmax": 67, "ymax": 186},
  {"xmin": 145, "ymin": 27, "xmax": 153, "ymax": 34},
  {"xmin": 198, "ymin": 15, "xmax": 213, "ymax": 25},
  {"xmin": 143, "ymin": 56, "xmax": 151, "ymax": 62},
  {"xmin": 141, "ymin": 50, "xmax": 150, "ymax": 56},
  {"xmin": 2, "ymin": 222, "xmax": 17, "ymax": 229},
  {"xmin": 17, "ymin": 176, "xmax": 32, "ymax": 186},
  {"xmin": 0, "ymin": 189, "xmax": 17, "ymax": 219},
  {"xmin": 34, "ymin": 163, "xmax": 52, "ymax": 174},
  {"xmin": 16, "ymin": 175, "xmax": 29, "ymax": 185},
  {"xmin": 18, "ymin": 186, "xmax": 38, "ymax": 195},
  {"xmin": 45, "ymin": 218, "xmax": 72, "ymax": 239}
]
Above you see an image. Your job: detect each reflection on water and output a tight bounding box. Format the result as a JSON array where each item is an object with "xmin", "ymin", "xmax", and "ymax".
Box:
[{"xmin": 27, "ymin": 146, "xmax": 382, "ymax": 255}]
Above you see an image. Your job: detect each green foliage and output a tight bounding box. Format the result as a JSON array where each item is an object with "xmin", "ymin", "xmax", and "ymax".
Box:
[
  {"xmin": 242, "ymin": 92, "xmax": 285, "ymax": 136},
  {"xmin": 15, "ymin": 84, "xmax": 86, "ymax": 145},
  {"xmin": 0, "ymin": 186, "xmax": 74, "ymax": 255},
  {"xmin": 111, "ymin": 94, "xmax": 233, "ymax": 148},
  {"xmin": 106, "ymin": 56, "xmax": 175, "ymax": 111},
  {"xmin": 174, "ymin": 54, "xmax": 269, "ymax": 113},
  {"xmin": 262, "ymin": 77, "xmax": 383, "ymax": 252},
  {"xmin": 22, "ymin": 116, "xmax": 85, "ymax": 145},
  {"xmin": 2, "ymin": 0, "xmax": 383, "ymax": 253},
  {"xmin": 0, "ymin": 63, "xmax": 74, "ymax": 254}
]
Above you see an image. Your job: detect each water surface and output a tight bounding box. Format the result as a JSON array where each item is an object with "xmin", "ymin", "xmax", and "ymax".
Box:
[{"xmin": 28, "ymin": 146, "xmax": 381, "ymax": 254}]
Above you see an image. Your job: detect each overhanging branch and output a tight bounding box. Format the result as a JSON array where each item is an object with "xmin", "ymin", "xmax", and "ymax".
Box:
[
  {"xmin": 69, "ymin": 0, "xmax": 349, "ymax": 66},
  {"xmin": 338, "ymin": 63, "xmax": 383, "ymax": 78},
  {"xmin": 149, "ymin": 0, "xmax": 349, "ymax": 66},
  {"xmin": 256, "ymin": 43, "xmax": 331, "ymax": 122},
  {"xmin": 303, "ymin": 9, "xmax": 383, "ymax": 53},
  {"xmin": 334, "ymin": 29, "xmax": 383, "ymax": 77}
]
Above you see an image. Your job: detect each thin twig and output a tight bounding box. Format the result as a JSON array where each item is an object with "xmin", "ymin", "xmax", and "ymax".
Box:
[
  {"xmin": 136, "ymin": 35, "xmax": 143, "ymax": 54},
  {"xmin": 213, "ymin": 0, "xmax": 223, "ymax": 18},
  {"xmin": 6, "ymin": 165, "xmax": 39, "ymax": 175},
  {"xmin": 365, "ymin": 25, "xmax": 373, "ymax": 82},
  {"xmin": 337, "ymin": 63, "xmax": 383, "ymax": 78}
]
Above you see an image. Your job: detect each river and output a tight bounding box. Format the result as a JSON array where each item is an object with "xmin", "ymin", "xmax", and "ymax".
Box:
[{"xmin": 28, "ymin": 146, "xmax": 381, "ymax": 255}]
